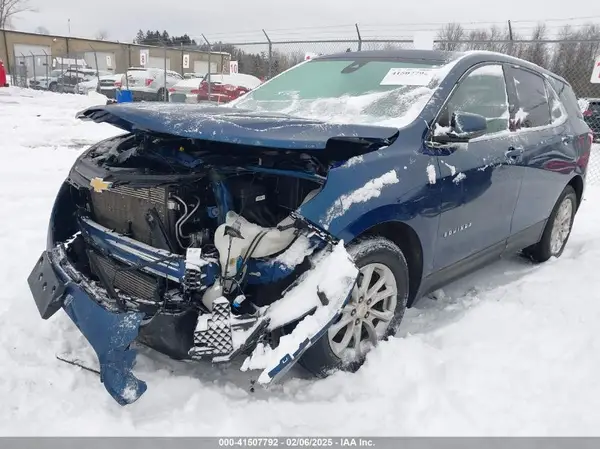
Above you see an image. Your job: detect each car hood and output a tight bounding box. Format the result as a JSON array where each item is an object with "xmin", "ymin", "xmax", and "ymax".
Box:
[{"xmin": 76, "ymin": 103, "xmax": 399, "ymax": 150}]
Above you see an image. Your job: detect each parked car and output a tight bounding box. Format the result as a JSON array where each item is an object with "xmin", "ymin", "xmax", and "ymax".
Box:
[
  {"xmin": 28, "ymin": 50, "xmax": 591, "ymax": 406},
  {"xmin": 56, "ymin": 70, "xmax": 94, "ymax": 94},
  {"xmin": 168, "ymin": 78, "xmax": 204, "ymax": 103},
  {"xmin": 120, "ymin": 67, "xmax": 184, "ymax": 101},
  {"xmin": 183, "ymin": 72, "xmax": 205, "ymax": 79},
  {"xmin": 28, "ymin": 69, "xmax": 63, "ymax": 91},
  {"xmin": 579, "ymin": 98, "xmax": 600, "ymax": 141},
  {"xmin": 75, "ymin": 73, "xmax": 121, "ymax": 97},
  {"xmin": 196, "ymin": 73, "xmax": 262, "ymax": 104},
  {"xmin": 29, "ymin": 67, "xmax": 98, "ymax": 92}
]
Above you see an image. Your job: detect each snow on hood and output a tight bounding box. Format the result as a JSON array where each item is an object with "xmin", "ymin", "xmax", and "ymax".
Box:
[{"xmin": 77, "ymin": 102, "xmax": 399, "ymax": 151}]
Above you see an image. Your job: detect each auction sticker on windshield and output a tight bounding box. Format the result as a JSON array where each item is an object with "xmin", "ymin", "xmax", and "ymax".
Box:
[{"xmin": 380, "ymin": 67, "xmax": 434, "ymax": 86}]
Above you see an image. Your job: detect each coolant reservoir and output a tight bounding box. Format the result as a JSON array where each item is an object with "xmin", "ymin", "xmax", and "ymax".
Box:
[{"xmin": 201, "ymin": 281, "xmax": 223, "ymax": 311}]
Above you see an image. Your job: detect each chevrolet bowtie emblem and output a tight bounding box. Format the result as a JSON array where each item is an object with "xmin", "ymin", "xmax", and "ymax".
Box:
[{"xmin": 90, "ymin": 177, "xmax": 112, "ymax": 193}]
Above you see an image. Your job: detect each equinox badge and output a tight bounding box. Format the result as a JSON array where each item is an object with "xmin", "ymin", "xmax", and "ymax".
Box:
[{"xmin": 443, "ymin": 222, "xmax": 473, "ymax": 238}]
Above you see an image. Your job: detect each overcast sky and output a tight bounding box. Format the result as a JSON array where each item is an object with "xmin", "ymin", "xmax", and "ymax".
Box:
[{"xmin": 14, "ymin": 0, "xmax": 600, "ymax": 43}]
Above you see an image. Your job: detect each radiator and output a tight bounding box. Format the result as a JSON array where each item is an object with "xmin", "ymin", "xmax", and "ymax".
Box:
[
  {"xmin": 89, "ymin": 185, "xmax": 174, "ymax": 247},
  {"xmin": 88, "ymin": 250, "xmax": 160, "ymax": 303}
]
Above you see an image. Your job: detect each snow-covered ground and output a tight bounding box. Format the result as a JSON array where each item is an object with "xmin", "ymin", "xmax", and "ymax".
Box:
[{"xmin": 1, "ymin": 86, "xmax": 600, "ymax": 436}]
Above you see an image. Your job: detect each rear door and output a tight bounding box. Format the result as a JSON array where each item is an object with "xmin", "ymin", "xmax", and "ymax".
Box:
[
  {"xmin": 432, "ymin": 63, "xmax": 523, "ymax": 270},
  {"xmin": 507, "ymin": 67, "xmax": 590, "ymax": 237}
]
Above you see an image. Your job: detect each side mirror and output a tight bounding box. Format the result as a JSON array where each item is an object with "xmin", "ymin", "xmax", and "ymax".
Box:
[{"xmin": 432, "ymin": 112, "xmax": 487, "ymax": 144}]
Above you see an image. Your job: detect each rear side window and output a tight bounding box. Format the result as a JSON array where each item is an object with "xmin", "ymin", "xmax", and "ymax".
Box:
[
  {"xmin": 545, "ymin": 80, "xmax": 566, "ymax": 123},
  {"xmin": 509, "ymin": 67, "xmax": 551, "ymax": 128},
  {"xmin": 547, "ymin": 77, "xmax": 583, "ymax": 119}
]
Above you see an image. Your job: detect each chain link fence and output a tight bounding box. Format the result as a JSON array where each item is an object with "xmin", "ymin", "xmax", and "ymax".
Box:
[
  {"xmin": 7, "ymin": 42, "xmax": 228, "ymax": 101},
  {"xmin": 7, "ymin": 33, "xmax": 600, "ymax": 184}
]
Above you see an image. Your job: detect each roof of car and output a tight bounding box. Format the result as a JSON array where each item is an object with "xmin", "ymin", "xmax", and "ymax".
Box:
[
  {"xmin": 319, "ymin": 49, "xmax": 459, "ymax": 63},
  {"xmin": 317, "ymin": 49, "xmax": 570, "ymax": 86}
]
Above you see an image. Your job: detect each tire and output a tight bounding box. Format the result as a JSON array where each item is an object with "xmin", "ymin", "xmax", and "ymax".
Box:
[
  {"xmin": 48, "ymin": 82, "xmax": 57, "ymax": 92},
  {"xmin": 298, "ymin": 236, "xmax": 410, "ymax": 377},
  {"xmin": 157, "ymin": 88, "xmax": 168, "ymax": 102},
  {"xmin": 523, "ymin": 185, "xmax": 577, "ymax": 263}
]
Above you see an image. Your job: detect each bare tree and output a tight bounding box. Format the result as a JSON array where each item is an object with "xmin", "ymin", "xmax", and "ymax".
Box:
[
  {"xmin": 34, "ymin": 25, "xmax": 49, "ymax": 35},
  {"xmin": 436, "ymin": 23, "xmax": 465, "ymax": 51},
  {"xmin": 95, "ymin": 29, "xmax": 109, "ymax": 41},
  {"xmin": 0, "ymin": 0, "xmax": 34, "ymax": 29},
  {"xmin": 521, "ymin": 23, "xmax": 550, "ymax": 68}
]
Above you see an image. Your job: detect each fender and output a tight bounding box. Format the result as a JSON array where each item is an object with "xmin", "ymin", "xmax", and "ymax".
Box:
[{"xmin": 336, "ymin": 203, "xmax": 438, "ymax": 276}]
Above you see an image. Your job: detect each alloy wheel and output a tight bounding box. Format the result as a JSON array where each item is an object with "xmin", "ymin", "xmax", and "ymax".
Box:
[
  {"xmin": 327, "ymin": 262, "xmax": 397, "ymax": 361},
  {"xmin": 550, "ymin": 197, "xmax": 573, "ymax": 255}
]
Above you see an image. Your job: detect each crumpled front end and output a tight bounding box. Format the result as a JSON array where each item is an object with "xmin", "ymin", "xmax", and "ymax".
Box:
[{"xmin": 27, "ymin": 134, "xmax": 360, "ymax": 404}]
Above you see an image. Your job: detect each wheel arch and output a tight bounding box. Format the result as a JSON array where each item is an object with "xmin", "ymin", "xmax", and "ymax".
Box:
[
  {"xmin": 567, "ymin": 174, "xmax": 584, "ymax": 210},
  {"xmin": 352, "ymin": 220, "xmax": 424, "ymax": 308}
]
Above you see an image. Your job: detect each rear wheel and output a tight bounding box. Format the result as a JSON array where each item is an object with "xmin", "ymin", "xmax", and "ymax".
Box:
[
  {"xmin": 524, "ymin": 185, "xmax": 577, "ymax": 263},
  {"xmin": 157, "ymin": 88, "xmax": 168, "ymax": 102},
  {"xmin": 299, "ymin": 236, "xmax": 409, "ymax": 376}
]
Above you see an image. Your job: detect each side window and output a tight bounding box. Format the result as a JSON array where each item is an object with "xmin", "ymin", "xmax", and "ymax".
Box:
[
  {"xmin": 439, "ymin": 64, "xmax": 509, "ymax": 135},
  {"xmin": 548, "ymin": 77, "xmax": 582, "ymax": 119},
  {"xmin": 509, "ymin": 67, "xmax": 551, "ymax": 128},
  {"xmin": 545, "ymin": 80, "xmax": 566, "ymax": 123}
]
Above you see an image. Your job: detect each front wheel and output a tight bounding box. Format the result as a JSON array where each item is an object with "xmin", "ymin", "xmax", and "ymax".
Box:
[
  {"xmin": 299, "ymin": 236, "xmax": 409, "ymax": 376},
  {"xmin": 524, "ymin": 185, "xmax": 577, "ymax": 263}
]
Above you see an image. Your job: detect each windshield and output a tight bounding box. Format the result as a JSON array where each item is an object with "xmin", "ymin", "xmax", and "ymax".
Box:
[{"xmin": 230, "ymin": 58, "xmax": 453, "ymax": 127}]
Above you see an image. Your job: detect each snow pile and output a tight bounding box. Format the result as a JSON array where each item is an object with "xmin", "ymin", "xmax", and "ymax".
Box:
[
  {"xmin": 453, "ymin": 172, "xmax": 466, "ymax": 184},
  {"xmin": 0, "ymin": 86, "xmax": 121, "ymax": 149},
  {"xmin": 246, "ymin": 242, "xmax": 358, "ymax": 383},
  {"xmin": 2, "ymin": 88, "xmax": 600, "ymax": 435},
  {"xmin": 426, "ymin": 163, "xmax": 437, "ymax": 184},
  {"xmin": 578, "ymin": 97, "xmax": 590, "ymax": 113},
  {"xmin": 272, "ymin": 235, "xmax": 314, "ymax": 269},
  {"xmin": 265, "ymin": 241, "xmax": 358, "ymax": 331},
  {"xmin": 442, "ymin": 161, "xmax": 457, "ymax": 175}
]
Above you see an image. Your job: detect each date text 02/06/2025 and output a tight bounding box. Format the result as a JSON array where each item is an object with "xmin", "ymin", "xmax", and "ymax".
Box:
[{"xmin": 218, "ymin": 438, "xmax": 376, "ymax": 447}]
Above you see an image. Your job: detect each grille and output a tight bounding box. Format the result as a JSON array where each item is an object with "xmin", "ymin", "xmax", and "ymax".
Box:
[
  {"xmin": 88, "ymin": 251, "xmax": 159, "ymax": 303},
  {"xmin": 89, "ymin": 185, "xmax": 173, "ymax": 247}
]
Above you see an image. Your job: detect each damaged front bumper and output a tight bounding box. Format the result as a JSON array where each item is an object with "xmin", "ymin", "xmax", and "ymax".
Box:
[
  {"xmin": 28, "ymin": 246, "xmax": 147, "ymax": 405},
  {"xmin": 27, "ymin": 217, "xmax": 358, "ymax": 406}
]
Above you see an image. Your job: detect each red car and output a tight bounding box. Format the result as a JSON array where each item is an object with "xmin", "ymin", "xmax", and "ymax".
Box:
[
  {"xmin": 0, "ymin": 59, "xmax": 8, "ymax": 87},
  {"xmin": 197, "ymin": 73, "xmax": 262, "ymax": 104}
]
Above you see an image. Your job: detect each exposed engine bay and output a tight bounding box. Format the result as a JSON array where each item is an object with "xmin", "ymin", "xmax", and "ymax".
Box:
[
  {"xmin": 44, "ymin": 132, "xmax": 358, "ymax": 394},
  {"xmin": 75, "ymin": 133, "xmax": 329, "ymax": 313}
]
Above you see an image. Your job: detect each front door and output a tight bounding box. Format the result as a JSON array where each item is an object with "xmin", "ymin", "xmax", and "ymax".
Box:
[{"xmin": 432, "ymin": 63, "xmax": 523, "ymax": 270}]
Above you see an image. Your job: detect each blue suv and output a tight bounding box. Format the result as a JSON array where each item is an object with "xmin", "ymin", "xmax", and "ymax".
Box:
[{"xmin": 28, "ymin": 50, "xmax": 592, "ymax": 405}]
